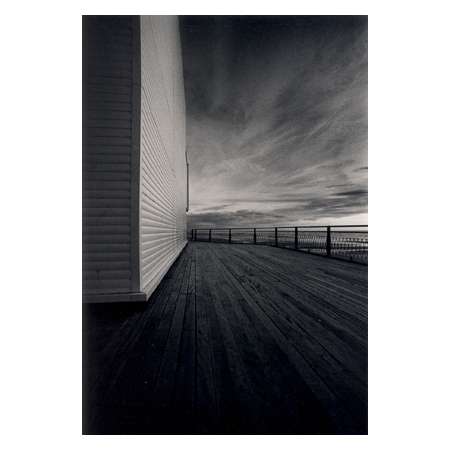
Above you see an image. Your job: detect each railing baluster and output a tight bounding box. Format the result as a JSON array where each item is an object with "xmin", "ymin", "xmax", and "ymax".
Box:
[
  {"xmin": 326, "ymin": 226, "xmax": 331, "ymax": 257},
  {"xmin": 188, "ymin": 225, "xmax": 366, "ymax": 264}
]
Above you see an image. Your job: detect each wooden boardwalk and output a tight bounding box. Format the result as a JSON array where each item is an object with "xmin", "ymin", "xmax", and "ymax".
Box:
[{"xmin": 83, "ymin": 242, "xmax": 367, "ymax": 434}]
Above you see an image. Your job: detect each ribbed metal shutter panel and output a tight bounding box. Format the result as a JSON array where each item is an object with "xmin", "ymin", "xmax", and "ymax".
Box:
[
  {"xmin": 140, "ymin": 16, "xmax": 187, "ymax": 298},
  {"xmin": 83, "ymin": 17, "xmax": 135, "ymax": 296}
]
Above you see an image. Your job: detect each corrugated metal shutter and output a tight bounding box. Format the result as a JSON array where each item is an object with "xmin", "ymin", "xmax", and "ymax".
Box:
[
  {"xmin": 82, "ymin": 16, "xmax": 142, "ymax": 302},
  {"xmin": 139, "ymin": 16, "xmax": 188, "ymax": 298}
]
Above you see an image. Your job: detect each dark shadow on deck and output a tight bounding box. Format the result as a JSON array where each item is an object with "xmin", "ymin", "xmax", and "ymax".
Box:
[{"xmin": 83, "ymin": 242, "xmax": 368, "ymax": 434}]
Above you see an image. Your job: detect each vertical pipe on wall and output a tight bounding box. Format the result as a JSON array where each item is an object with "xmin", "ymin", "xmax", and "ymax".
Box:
[{"xmin": 186, "ymin": 158, "xmax": 189, "ymax": 212}]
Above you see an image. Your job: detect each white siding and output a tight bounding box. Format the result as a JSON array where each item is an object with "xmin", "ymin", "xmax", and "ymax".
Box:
[
  {"xmin": 83, "ymin": 16, "xmax": 143, "ymax": 302},
  {"xmin": 139, "ymin": 16, "xmax": 188, "ymax": 298}
]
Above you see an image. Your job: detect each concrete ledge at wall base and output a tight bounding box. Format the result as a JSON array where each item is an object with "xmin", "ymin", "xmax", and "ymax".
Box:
[{"xmin": 82, "ymin": 291, "xmax": 147, "ymax": 304}]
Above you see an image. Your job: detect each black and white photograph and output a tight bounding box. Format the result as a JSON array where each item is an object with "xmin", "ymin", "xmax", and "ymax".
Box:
[
  {"xmin": 82, "ymin": 15, "xmax": 368, "ymax": 434},
  {"xmin": 3, "ymin": 1, "xmax": 450, "ymax": 448}
]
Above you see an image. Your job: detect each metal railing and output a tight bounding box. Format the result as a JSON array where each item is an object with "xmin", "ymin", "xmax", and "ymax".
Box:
[{"xmin": 189, "ymin": 225, "xmax": 368, "ymax": 264}]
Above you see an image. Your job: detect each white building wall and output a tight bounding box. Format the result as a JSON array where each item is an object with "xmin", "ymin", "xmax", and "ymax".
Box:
[
  {"xmin": 139, "ymin": 16, "xmax": 188, "ymax": 299},
  {"xmin": 83, "ymin": 16, "xmax": 144, "ymax": 303}
]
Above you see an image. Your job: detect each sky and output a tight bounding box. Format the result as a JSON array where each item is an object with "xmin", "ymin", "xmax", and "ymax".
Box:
[{"xmin": 180, "ymin": 16, "xmax": 367, "ymax": 228}]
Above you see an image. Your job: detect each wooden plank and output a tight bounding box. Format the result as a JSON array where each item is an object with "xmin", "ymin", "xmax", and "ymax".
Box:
[
  {"xmin": 110, "ymin": 249, "xmax": 190, "ymax": 392},
  {"xmin": 84, "ymin": 246, "xmax": 191, "ymax": 433},
  {"xmin": 146, "ymin": 250, "xmax": 193, "ymax": 432},
  {"xmin": 84, "ymin": 242, "xmax": 368, "ymax": 434},
  {"xmin": 210, "ymin": 246, "xmax": 367, "ymax": 424},
  {"xmin": 203, "ymin": 244, "xmax": 360, "ymax": 434},
  {"xmin": 194, "ymin": 244, "xmax": 220, "ymax": 432},
  {"xmin": 171, "ymin": 247, "xmax": 197, "ymax": 432},
  {"xmin": 245, "ymin": 244, "xmax": 368, "ymax": 292},
  {"xmin": 201, "ymin": 245, "xmax": 269, "ymax": 432},
  {"xmin": 229, "ymin": 245, "xmax": 368, "ymax": 333},
  {"xmin": 198, "ymin": 244, "xmax": 332, "ymax": 433},
  {"xmin": 216, "ymin": 244, "xmax": 367, "ymax": 358},
  {"xmin": 233, "ymin": 244, "xmax": 368, "ymax": 301},
  {"xmin": 198, "ymin": 247, "xmax": 264, "ymax": 433}
]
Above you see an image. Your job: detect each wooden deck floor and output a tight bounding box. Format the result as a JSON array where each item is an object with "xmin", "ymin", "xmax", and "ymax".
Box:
[{"xmin": 83, "ymin": 242, "xmax": 368, "ymax": 434}]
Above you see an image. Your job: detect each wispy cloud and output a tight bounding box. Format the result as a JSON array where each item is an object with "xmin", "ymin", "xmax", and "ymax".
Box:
[{"xmin": 181, "ymin": 16, "xmax": 368, "ymax": 228}]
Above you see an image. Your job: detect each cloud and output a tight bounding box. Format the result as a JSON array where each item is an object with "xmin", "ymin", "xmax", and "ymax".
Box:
[
  {"xmin": 181, "ymin": 16, "xmax": 368, "ymax": 228},
  {"xmin": 333, "ymin": 189, "xmax": 368, "ymax": 197}
]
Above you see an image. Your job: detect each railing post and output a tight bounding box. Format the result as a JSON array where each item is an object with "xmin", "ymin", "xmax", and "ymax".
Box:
[
  {"xmin": 326, "ymin": 226, "xmax": 331, "ymax": 257},
  {"xmin": 228, "ymin": 228, "xmax": 232, "ymax": 244},
  {"xmin": 295, "ymin": 226, "xmax": 298, "ymax": 250},
  {"xmin": 209, "ymin": 229, "xmax": 212, "ymax": 242},
  {"xmin": 253, "ymin": 228, "xmax": 256, "ymax": 244},
  {"xmin": 191, "ymin": 229, "xmax": 194, "ymax": 241},
  {"xmin": 194, "ymin": 229, "xmax": 197, "ymax": 241},
  {"xmin": 275, "ymin": 227, "xmax": 278, "ymax": 247}
]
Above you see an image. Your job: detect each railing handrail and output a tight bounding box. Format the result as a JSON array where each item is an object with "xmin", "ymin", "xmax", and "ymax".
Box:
[
  {"xmin": 189, "ymin": 224, "xmax": 368, "ymax": 265},
  {"xmin": 190, "ymin": 224, "xmax": 368, "ymax": 231}
]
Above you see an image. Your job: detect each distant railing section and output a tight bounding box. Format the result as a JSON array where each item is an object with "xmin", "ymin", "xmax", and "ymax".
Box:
[{"xmin": 189, "ymin": 225, "xmax": 368, "ymax": 264}]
